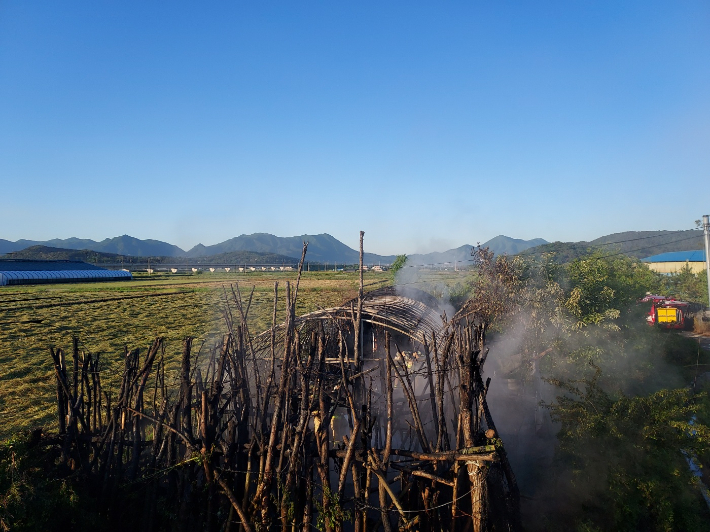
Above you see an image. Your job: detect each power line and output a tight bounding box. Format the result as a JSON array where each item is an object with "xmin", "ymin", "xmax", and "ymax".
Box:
[
  {"xmin": 516, "ymin": 228, "xmax": 699, "ymax": 257},
  {"xmin": 580, "ymin": 233, "xmax": 701, "ymax": 262},
  {"xmin": 396, "ymin": 228, "xmax": 700, "ymax": 268},
  {"xmin": 388, "ymin": 234, "xmax": 705, "ymax": 292}
]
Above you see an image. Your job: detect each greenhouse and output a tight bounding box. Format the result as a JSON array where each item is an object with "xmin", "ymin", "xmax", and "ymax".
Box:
[{"xmin": 0, "ymin": 260, "xmax": 132, "ymax": 286}]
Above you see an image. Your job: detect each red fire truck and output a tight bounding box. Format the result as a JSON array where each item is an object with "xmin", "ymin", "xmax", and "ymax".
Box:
[{"xmin": 641, "ymin": 294, "xmax": 700, "ymax": 330}]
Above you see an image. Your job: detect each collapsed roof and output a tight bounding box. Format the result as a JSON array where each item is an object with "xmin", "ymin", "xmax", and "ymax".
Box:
[{"xmin": 252, "ymin": 286, "xmax": 446, "ymax": 355}]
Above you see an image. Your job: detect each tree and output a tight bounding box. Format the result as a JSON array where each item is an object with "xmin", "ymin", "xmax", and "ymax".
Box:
[
  {"xmin": 389, "ymin": 254, "xmax": 407, "ymax": 276},
  {"xmin": 664, "ymin": 264, "xmax": 708, "ymax": 306},
  {"xmin": 564, "ymin": 251, "xmax": 659, "ymax": 329},
  {"xmin": 544, "ymin": 371, "xmax": 710, "ymax": 531}
]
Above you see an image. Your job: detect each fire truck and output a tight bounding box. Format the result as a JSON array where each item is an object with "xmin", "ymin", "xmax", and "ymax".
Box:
[{"xmin": 641, "ymin": 294, "xmax": 701, "ymax": 330}]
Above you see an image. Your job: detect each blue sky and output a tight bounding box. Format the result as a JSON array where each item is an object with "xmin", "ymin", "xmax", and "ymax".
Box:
[{"xmin": 1, "ymin": 1, "xmax": 709, "ymax": 254}]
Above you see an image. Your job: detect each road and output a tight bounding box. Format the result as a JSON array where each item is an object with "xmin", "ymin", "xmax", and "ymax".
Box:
[{"xmin": 681, "ymin": 331, "xmax": 710, "ymax": 350}]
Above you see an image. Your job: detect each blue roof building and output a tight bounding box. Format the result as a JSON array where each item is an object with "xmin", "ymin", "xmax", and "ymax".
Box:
[
  {"xmin": 0, "ymin": 260, "xmax": 132, "ymax": 286},
  {"xmin": 642, "ymin": 250, "xmax": 706, "ymax": 274}
]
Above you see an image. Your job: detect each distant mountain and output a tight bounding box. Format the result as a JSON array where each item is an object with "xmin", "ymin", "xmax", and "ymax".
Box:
[
  {"xmin": 2, "ymin": 230, "xmax": 701, "ymax": 267},
  {"xmin": 186, "ymin": 233, "xmax": 396, "ymax": 264},
  {"xmin": 592, "ymin": 231, "xmax": 703, "ymax": 257},
  {"xmin": 0, "ymin": 239, "xmax": 33, "ymax": 254},
  {"xmin": 407, "ymin": 245, "xmax": 473, "ymax": 267},
  {"xmin": 520, "ymin": 230, "xmax": 703, "ymax": 263},
  {"xmin": 0, "ymin": 235, "xmax": 186, "ymax": 257},
  {"xmin": 188, "ymin": 250, "xmax": 300, "ymax": 265},
  {"xmin": 0, "ymin": 233, "xmax": 549, "ymax": 266},
  {"xmin": 406, "ymin": 236, "xmax": 548, "ymax": 267},
  {"xmin": 89, "ymin": 235, "xmax": 186, "ymax": 257},
  {"xmin": 1, "ymin": 246, "xmax": 125, "ymax": 264},
  {"xmin": 483, "ymin": 235, "xmax": 548, "ymax": 255},
  {"xmin": 1, "ymin": 233, "xmax": 396, "ymax": 263},
  {"xmin": 2, "ymin": 245, "xmax": 300, "ymax": 266}
]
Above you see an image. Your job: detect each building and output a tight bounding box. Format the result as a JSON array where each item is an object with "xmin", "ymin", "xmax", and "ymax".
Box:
[
  {"xmin": 0, "ymin": 259, "xmax": 132, "ymax": 286},
  {"xmin": 641, "ymin": 250, "xmax": 706, "ymax": 275}
]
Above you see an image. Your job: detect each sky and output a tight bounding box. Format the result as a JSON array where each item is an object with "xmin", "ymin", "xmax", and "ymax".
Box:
[{"xmin": 1, "ymin": 1, "xmax": 709, "ymax": 255}]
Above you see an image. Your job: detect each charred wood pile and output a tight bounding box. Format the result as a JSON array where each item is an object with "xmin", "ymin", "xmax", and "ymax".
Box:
[{"xmin": 43, "ymin": 236, "xmax": 521, "ymax": 531}]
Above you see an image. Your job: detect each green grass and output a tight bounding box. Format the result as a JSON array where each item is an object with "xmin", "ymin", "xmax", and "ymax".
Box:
[
  {"xmin": 0, "ymin": 271, "xmax": 382, "ymax": 438},
  {"xmin": 0, "ymin": 267, "xmax": 477, "ymax": 438}
]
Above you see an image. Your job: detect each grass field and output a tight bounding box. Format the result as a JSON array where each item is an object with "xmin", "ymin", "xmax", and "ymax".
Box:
[
  {"xmin": 0, "ymin": 271, "xmax": 376, "ymax": 438},
  {"xmin": 0, "ymin": 268, "xmax": 473, "ymax": 438}
]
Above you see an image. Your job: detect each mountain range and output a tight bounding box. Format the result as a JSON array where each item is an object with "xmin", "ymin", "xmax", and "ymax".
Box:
[
  {"xmin": 520, "ymin": 230, "xmax": 703, "ymax": 263},
  {"xmin": 2, "ymin": 230, "xmax": 702, "ymax": 266},
  {"xmin": 0, "ymin": 235, "xmax": 185, "ymax": 258},
  {"xmin": 2, "ymin": 246, "xmax": 300, "ymax": 266},
  {"xmin": 184, "ymin": 233, "xmax": 391, "ymax": 263},
  {"xmin": 0, "ymin": 233, "xmax": 547, "ymax": 264},
  {"xmin": 406, "ymin": 236, "xmax": 548, "ymax": 267}
]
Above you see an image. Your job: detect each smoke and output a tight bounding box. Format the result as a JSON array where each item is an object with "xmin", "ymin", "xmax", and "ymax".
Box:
[
  {"xmin": 391, "ymin": 259, "xmax": 557, "ymax": 497},
  {"xmin": 392, "ymin": 256, "xmax": 696, "ymax": 527},
  {"xmin": 392, "ymin": 259, "xmax": 457, "ymax": 320},
  {"xmin": 482, "ymin": 318, "xmax": 560, "ymax": 505},
  {"xmin": 483, "ymin": 302, "xmax": 694, "ymax": 528}
]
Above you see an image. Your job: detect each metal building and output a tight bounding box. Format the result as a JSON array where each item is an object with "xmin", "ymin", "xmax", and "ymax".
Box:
[{"xmin": 642, "ymin": 250, "xmax": 706, "ymax": 275}]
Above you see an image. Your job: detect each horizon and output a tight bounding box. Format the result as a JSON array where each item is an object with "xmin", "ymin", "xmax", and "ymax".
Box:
[
  {"xmin": 2, "ymin": 2, "xmax": 708, "ymax": 254},
  {"xmin": 1, "ymin": 227, "xmax": 703, "ymax": 256},
  {"xmin": 1, "ymin": 228, "xmax": 705, "ymax": 260},
  {"xmin": 3, "ymin": 231, "xmax": 545, "ymax": 257}
]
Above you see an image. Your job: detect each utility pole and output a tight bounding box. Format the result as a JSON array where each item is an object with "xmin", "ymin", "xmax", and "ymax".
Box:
[{"xmin": 704, "ymin": 215, "xmax": 710, "ymax": 309}]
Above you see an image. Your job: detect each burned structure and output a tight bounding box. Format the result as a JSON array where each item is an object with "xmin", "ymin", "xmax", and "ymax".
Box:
[{"xmin": 45, "ymin": 237, "xmax": 521, "ymax": 531}]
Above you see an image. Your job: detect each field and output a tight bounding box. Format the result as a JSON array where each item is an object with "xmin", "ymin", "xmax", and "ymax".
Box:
[
  {"xmin": 0, "ymin": 270, "xmax": 383, "ymax": 438},
  {"xmin": 0, "ymin": 268, "xmax": 472, "ymax": 439}
]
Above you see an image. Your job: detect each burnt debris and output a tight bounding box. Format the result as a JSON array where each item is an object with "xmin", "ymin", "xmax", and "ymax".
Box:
[{"xmin": 43, "ymin": 238, "xmax": 521, "ymax": 532}]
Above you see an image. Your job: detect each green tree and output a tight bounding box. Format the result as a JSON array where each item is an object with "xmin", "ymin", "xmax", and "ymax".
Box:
[
  {"xmin": 564, "ymin": 251, "xmax": 659, "ymax": 329},
  {"xmin": 664, "ymin": 264, "xmax": 708, "ymax": 306},
  {"xmin": 390, "ymin": 254, "xmax": 407, "ymax": 277},
  {"xmin": 544, "ymin": 372, "xmax": 710, "ymax": 531},
  {"xmin": 473, "ymin": 249, "xmax": 710, "ymax": 530}
]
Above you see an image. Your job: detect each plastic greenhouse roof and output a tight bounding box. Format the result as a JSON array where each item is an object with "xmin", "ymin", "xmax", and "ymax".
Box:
[{"xmin": 0, "ymin": 269, "xmax": 131, "ymax": 286}]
